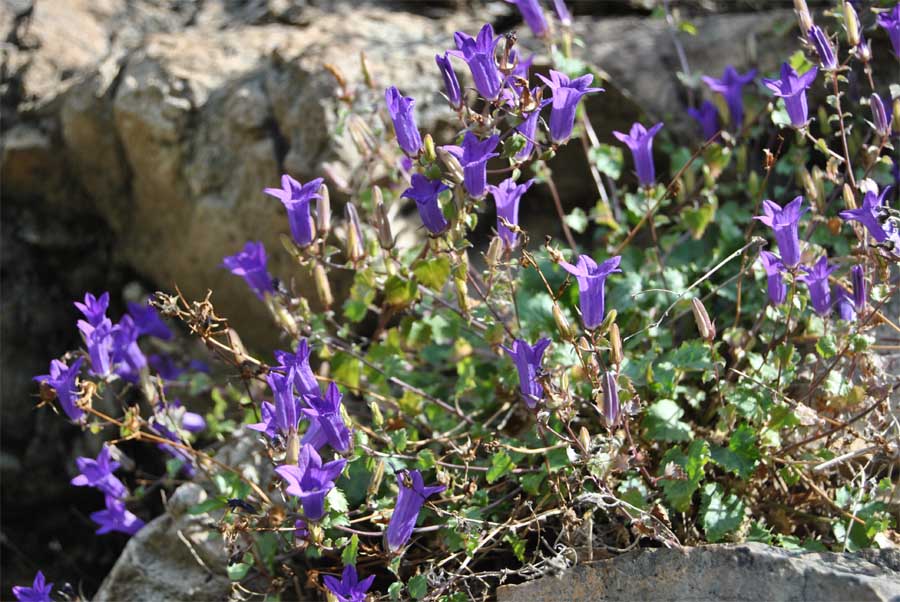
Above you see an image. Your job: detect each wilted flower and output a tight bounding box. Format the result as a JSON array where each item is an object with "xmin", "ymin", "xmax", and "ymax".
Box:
[
  {"xmin": 324, "ymin": 565, "xmax": 375, "ymax": 602},
  {"xmin": 264, "ymin": 175, "xmax": 323, "ymax": 247},
  {"xmin": 754, "ymin": 196, "xmax": 808, "ymax": 267},
  {"xmin": 762, "ymin": 63, "xmax": 818, "ymax": 127},
  {"xmin": 687, "ymin": 101, "xmax": 720, "ymax": 140},
  {"xmin": 702, "ymin": 66, "xmax": 757, "ymax": 130},
  {"xmin": 127, "ymin": 302, "xmax": 172, "ymax": 340},
  {"xmin": 223, "ymin": 241, "xmax": 275, "ymax": 300},
  {"xmin": 488, "ymin": 177, "xmax": 534, "ymax": 247},
  {"xmin": 851, "ymin": 264, "xmax": 866, "ymax": 312},
  {"xmin": 91, "ymin": 495, "xmax": 144, "ymax": 535},
  {"xmin": 274, "ymin": 339, "xmax": 320, "ymax": 400},
  {"xmin": 537, "ymin": 70, "xmax": 603, "ymax": 143},
  {"xmin": 385, "ymin": 86, "xmax": 423, "ymax": 156},
  {"xmin": 613, "ymin": 122, "xmax": 664, "ymax": 187},
  {"xmin": 71, "ymin": 445, "xmax": 127, "ymax": 499},
  {"xmin": 870, "ymin": 93, "xmax": 893, "ymax": 137},
  {"xmin": 452, "ymin": 24, "xmax": 503, "ymax": 100},
  {"xmin": 506, "ymin": 0, "xmax": 548, "ymax": 37},
  {"xmin": 275, "ymin": 444, "xmax": 347, "ymax": 521},
  {"xmin": 435, "ymin": 52, "xmax": 462, "ymax": 109},
  {"xmin": 402, "ymin": 174, "xmax": 451, "ymax": 234},
  {"xmin": 501, "ymin": 338, "xmax": 551, "ymax": 408},
  {"xmin": 799, "ymin": 255, "xmax": 838, "ymax": 316},
  {"xmin": 441, "ymin": 132, "xmax": 500, "ymax": 198},
  {"xmin": 839, "ymin": 186, "xmax": 894, "ymax": 242},
  {"xmin": 74, "ymin": 292, "xmax": 109, "ymax": 327},
  {"xmin": 601, "ymin": 371, "xmax": 620, "ymax": 426},
  {"xmin": 758, "ymin": 251, "xmax": 788, "ymax": 306},
  {"xmin": 301, "ymin": 382, "xmax": 352, "ymax": 453},
  {"xmin": 553, "ymin": 0, "xmax": 573, "ymax": 27},
  {"xmin": 808, "ymin": 25, "xmax": 837, "ymax": 70},
  {"xmin": 385, "ymin": 470, "xmax": 446, "ymax": 553},
  {"xmin": 12, "ymin": 571, "xmax": 53, "ymax": 602},
  {"xmin": 34, "ymin": 357, "xmax": 84, "ymax": 421},
  {"xmin": 876, "ymin": 3, "xmax": 900, "ymax": 58},
  {"xmin": 559, "ymin": 255, "xmax": 622, "ymax": 329}
]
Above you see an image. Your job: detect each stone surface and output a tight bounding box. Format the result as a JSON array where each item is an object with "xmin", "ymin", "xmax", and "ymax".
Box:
[{"xmin": 497, "ymin": 543, "xmax": 900, "ymax": 602}]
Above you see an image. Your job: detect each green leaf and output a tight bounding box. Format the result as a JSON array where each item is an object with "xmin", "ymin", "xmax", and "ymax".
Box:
[
  {"xmin": 332, "ymin": 352, "xmax": 361, "ymax": 392},
  {"xmin": 816, "ymin": 334, "xmax": 837, "ymax": 359},
  {"xmin": 408, "ymin": 574, "xmax": 428, "ymax": 600},
  {"xmin": 520, "ymin": 472, "xmax": 545, "ymax": 495},
  {"xmin": 188, "ymin": 497, "xmax": 227, "ymax": 515},
  {"xmin": 565, "ymin": 208, "xmax": 589, "ymax": 234},
  {"xmin": 589, "ymin": 143, "xmax": 624, "ymax": 180},
  {"xmin": 682, "ymin": 204, "xmax": 716, "ymax": 240},
  {"xmin": 413, "ymin": 257, "xmax": 452, "ymax": 290},
  {"xmin": 384, "ymin": 275, "xmax": 419, "ymax": 307},
  {"xmin": 327, "ymin": 487, "xmax": 349, "ymax": 514},
  {"xmin": 659, "ymin": 439, "xmax": 710, "ymax": 512},
  {"xmin": 643, "ymin": 399, "xmax": 694, "ymax": 442},
  {"xmin": 228, "ymin": 556, "xmax": 252, "ymax": 581},
  {"xmin": 710, "ymin": 423, "xmax": 760, "ymax": 478},
  {"xmin": 389, "ymin": 581, "xmax": 403, "ymax": 601},
  {"xmin": 417, "ymin": 449, "xmax": 437, "ymax": 470},
  {"xmin": 700, "ymin": 483, "xmax": 745, "ymax": 542},
  {"xmin": 504, "ymin": 532, "xmax": 527, "ymax": 563},
  {"xmin": 341, "ymin": 534, "xmax": 359, "ymax": 566},
  {"xmin": 486, "ymin": 450, "xmax": 514, "ymax": 484}
]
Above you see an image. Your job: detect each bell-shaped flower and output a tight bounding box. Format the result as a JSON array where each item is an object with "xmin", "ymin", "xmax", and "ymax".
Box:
[
  {"xmin": 559, "ymin": 254, "xmax": 622, "ymax": 329},
  {"xmin": 111, "ymin": 315, "xmax": 147, "ymax": 383},
  {"xmin": 90, "ymin": 495, "xmax": 144, "ymax": 536},
  {"xmin": 451, "ymin": 24, "xmax": 503, "ymax": 100},
  {"xmin": 223, "ymin": 241, "xmax": 275, "ymax": 300},
  {"xmin": 687, "ymin": 101, "xmax": 720, "ymax": 140},
  {"xmin": 385, "ymin": 87, "xmax": 423, "ymax": 156},
  {"xmin": 247, "ymin": 401, "xmax": 279, "ymax": 440},
  {"xmin": 12, "ymin": 571, "xmax": 53, "ymax": 602},
  {"xmin": 839, "ymin": 186, "xmax": 893, "ymax": 243},
  {"xmin": 834, "ymin": 286, "xmax": 856, "ymax": 321},
  {"xmin": 536, "ymin": 70, "xmax": 603, "ymax": 143},
  {"xmin": 612, "ymin": 122, "xmax": 664, "ymax": 187},
  {"xmin": 799, "ymin": 255, "xmax": 838, "ymax": 316},
  {"xmin": 301, "ymin": 382, "xmax": 352, "ymax": 453},
  {"xmin": 753, "ymin": 196, "xmax": 808, "ymax": 267},
  {"xmin": 402, "ymin": 174, "xmax": 450, "ymax": 234},
  {"xmin": 34, "ymin": 357, "xmax": 84, "ymax": 421},
  {"xmin": 264, "ymin": 175, "xmax": 322, "ymax": 247},
  {"xmin": 127, "ymin": 302, "xmax": 172, "ymax": 340},
  {"xmin": 270, "ymin": 369, "xmax": 301, "ymax": 437},
  {"xmin": 877, "ymin": 4, "xmax": 900, "ymax": 58},
  {"xmin": 506, "ymin": 0, "xmax": 548, "ymax": 37},
  {"xmin": 501, "ymin": 338, "xmax": 550, "ymax": 408},
  {"xmin": 384, "ymin": 470, "xmax": 446, "ymax": 553},
  {"xmin": 275, "ymin": 444, "xmax": 347, "ymax": 521},
  {"xmin": 74, "ymin": 292, "xmax": 109, "ymax": 327},
  {"xmin": 441, "ymin": 132, "xmax": 499, "ymax": 198},
  {"xmin": 324, "ymin": 565, "xmax": 376, "ymax": 602},
  {"xmin": 702, "ymin": 65, "xmax": 757, "ymax": 130},
  {"xmin": 488, "ymin": 177, "xmax": 534, "ymax": 247},
  {"xmin": 274, "ymin": 339, "xmax": 320, "ymax": 400},
  {"xmin": 553, "ymin": 0, "xmax": 572, "ymax": 27},
  {"xmin": 808, "ymin": 25, "xmax": 837, "ymax": 70},
  {"xmin": 435, "ymin": 52, "xmax": 462, "ymax": 109},
  {"xmin": 514, "ymin": 99, "xmax": 547, "ymax": 161},
  {"xmin": 78, "ymin": 319, "xmax": 115, "ymax": 378},
  {"xmin": 71, "ymin": 445, "xmax": 127, "ymax": 499},
  {"xmin": 602, "ymin": 371, "xmax": 620, "ymax": 427},
  {"xmin": 763, "ymin": 63, "xmax": 817, "ymax": 127},
  {"xmin": 758, "ymin": 251, "xmax": 788, "ymax": 306},
  {"xmin": 870, "ymin": 93, "xmax": 892, "ymax": 137},
  {"xmin": 851, "ymin": 265, "xmax": 866, "ymax": 312}
]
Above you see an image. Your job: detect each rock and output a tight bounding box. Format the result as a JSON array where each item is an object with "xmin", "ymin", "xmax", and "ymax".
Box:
[{"xmin": 496, "ymin": 543, "xmax": 900, "ymax": 602}]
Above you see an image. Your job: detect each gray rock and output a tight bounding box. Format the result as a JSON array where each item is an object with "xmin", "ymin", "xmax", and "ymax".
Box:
[{"xmin": 496, "ymin": 543, "xmax": 900, "ymax": 602}]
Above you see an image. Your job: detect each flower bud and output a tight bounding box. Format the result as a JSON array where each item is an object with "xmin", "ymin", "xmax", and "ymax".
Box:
[
  {"xmin": 870, "ymin": 93, "xmax": 892, "ymax": 138},
  {"xmin": 691, "ymin": 297, "xmax": 715, "ymax": 342},
  {"xmin": 843, "ymin": 2, "xmax": 860, "ymax": 47},
  {"xmin": 344, "ymin": 202, "xmax": 365, "ymax": 262},
  {"xmin": 347, "ymin": 114, "xmax": 376, "ymax": 155},
  {"xmin": 894, "ymin": 98, "xmax": 900, "ymax": 135},
  {"xmin": 808, "ymin": 25, "xmax": 837, "ymax": 71},
  {"xmin": 372, "ymin": 187, "xmax": 395, "ymax": 250},
  {"xmin": 599, "ymin": 309, "xmax": 617, "ymax": 334},
  {"xmin": 609, "ymin": 323, "xmax": 623, "ymax": 366},
  {"xmin": 552, "ymin": 304, "xmax": 574, "ymax": 340},
  {"xmin": 601, "ymin": 371, "xmax": 620, "ymax": 427},
  {"xmin": 794, "ymin": 0, "xmax": 814, "ymax": 36},
  {"xmin": 314, "ymin": 263, "xmax": 333, "ymax": 308},
  {"xmin": 423, "ymin": 133, "xmax": 437, "ymax": 163},
  {"xmin": 455, "ymin": 277, "xmax": 469, "ymax": 316},
  {"xmin": 316, "ymin": 183, "xmax": 331, "ymax": 237},
  {"xmin": 285, "ymin": 432, "xmax": 300, "ymax": 465},
  {"xmin": 368, "ymin": 400, "xmax": 384, "ymax": 428},
  {"xmin": 485, "ymin": 236, "xmax": 505, "ymax": 266},
  {"xmin": 577, "ymin": 426, "xmax": 591, "ymax": 455},
  {"xmin": 857, "ymin": 36, "xmax": 871, "ymax": 62},
  {"xmin": 367, "ymin": 458, "xmax": 385, "ymax": 499},
  {"xmin": 437, "ymin": 147, "xmax": 464, "ymax": 184},
  {"xmin": 842, "ymin": 183, "xmax": 857, "ymax": 211}
]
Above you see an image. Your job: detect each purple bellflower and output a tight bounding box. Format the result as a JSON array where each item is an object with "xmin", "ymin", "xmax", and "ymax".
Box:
[
  {"xmin": 79, "ymin": 319, "xmax": 115, "ymax": 378},
  {"xmin": 385, "ymin": 86, "xmax": 423, "ymax": 156},
  {"xmin": 248, "ymin": 401, "xmax": 279, "ymax": 440},
  {"xmin": 488, "ymin": 177, "xmax": 534, "ymax": 247},
  {"xmin": 537, "ymin": 70, "xmax": 603, "ymax": 143},
  {"xmin": 839, "ymin": 186, "xmax": 894, "ymax": 242},
  {"xmin": 294, "ymin": 519, "xmax": 308, "ymax": 539},
  {"xmin": 127, "ymin": 302, "xmax": 172, "ymax": 340},
  {"xmin": 452, "ymin": 24, "xmax": 503, "ymax": 100},
  {"xmin": 223, "ymin": 241, "xmax": 275, "ymax": 300},
  {"xmin": 12, "ymin": 571, "xmax": 53, "ymax": 602},
  {"xmin": 559, "ymin": 254, "xmax": 622, "ymax": 329},
  {"xmin": 602, "ymin": 371, "xmax": 620, "ymax": 427},
  {"xmin": 877, "ymin": 4, "xmax": 900, "ymax": 58},
  {"xmin": 270, "ymin": 370, "xmax": 300, "ymax": 437},
  {"xmin": 275, "ymin": 444, "xmax": 347, "ymax": 521},
  {"xmin": 34, "ymin": 357, "xmax": 84, "ymax": 421},
  {"xmin": 870, "ymin": 93, "xmax": 892, "ymax": 137},
  {"xmin": 385, "ymin": 470, "xmax": 446, "ymax": 553},
  {"xmin": 702, "ymin": 66, "xmax": 757, "ymax": 130},
  {"xmin": 553, "ymin": 0, "xmax": 572, "ymax": 27},
  {"xmin": 264, "ymin": 175, "xmax": 322, "ymax": 248},
  {"xmin": 612, "ymin": 122, "xmax": 664, "ymax": 187},
  {"xmin": 758, "ymin": 251, "xmax": 788, "ymax": 306},
  {"xmin": 71, "ymin": 445, "xmax": 127, "ymax": 499},
  {"xmin": 834, "ymin": 286, "xmax": 856, "ymax": 321},
  {"xmin": 75, "ymin": 292, "xmax": 109, "ymax": 327},
  {"xmin": 799, "ymin": 255, "xmax": 838, "ymax": 316},
  {"xmin": 753, "ymin": 196, "xmax": 808, "ymax": 267},
  {"xmin": 506, "ymin": 0, "xmax": 549, "ymax": 37},
  {"xmin": 435, "ymin": 52, "xmax": 462, "ymax": 109},
  {"xmin": 323, "ymin": 565, "xmax": 376, "ymax": 602},
  {"xmin": 851, "ymin": 265, "xmax": 866, "ymax": 312},
  {"xmin": 91, "ymin": 495, "xmax": 144, "ymax": 535},
  {"xmin": 274, "ymin": 339, "xmax": 320, "ymax": 400},
  {"xmin": 111, "ymin": 315, "xmax": 147, "ymax": 383},
  {"xmin": 514, "ymin": 99, "xmax": 546, "ymax": 161},
  {"xmin": 402, "ymin": 174, "xmax": 450, "ymax": 235},
  {"xmin": 501, "ymin": 338, "xmax": 551, "ymax": 408},
  {"xmin": 688, "ymin": 101, "xmax": 720, "ymax": 140},
  {"xmin": 441, "ymin": 132, "xmax": 500, "ymax": 198},
  {"xmin": 808, "ymin": 25, "xmax": 837, "ymax": 70},
  {"xmin": 301, "ymin": 382, "xmax": 352, "ymax": 453},
  {"xmin": 763, "ymin": 63, "xmax": 818, "ymax": 127}
]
